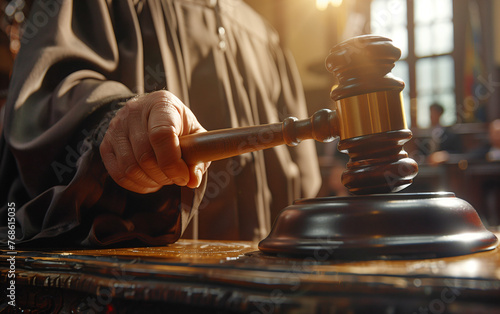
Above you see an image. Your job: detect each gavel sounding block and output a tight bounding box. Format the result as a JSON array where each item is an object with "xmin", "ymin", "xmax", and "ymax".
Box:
[
  {"xmin": 259, "ymin": 35, "xmax": 498, "ymax": 259},
  {"xmin": 258, "ymin": 192, "xmax": 498, "ymax": 259}
]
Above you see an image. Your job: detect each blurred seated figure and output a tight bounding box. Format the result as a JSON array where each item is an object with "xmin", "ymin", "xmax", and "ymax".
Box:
[
  {"xmin": 485, "ymin": 119, "xmax": 500, "ymax": 161},
  {"xmin": 426, "ymin": 103, "xmax": 464, "ymax": 166},
  {"xmin": 467, "ymin": 119, "xmax": 500, "ymax": 162}
]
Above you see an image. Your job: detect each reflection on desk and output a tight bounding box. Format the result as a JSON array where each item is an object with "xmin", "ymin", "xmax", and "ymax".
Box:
[{"xmin": 1, "ymin": 238, "xmax": 499, "ymax": 313}]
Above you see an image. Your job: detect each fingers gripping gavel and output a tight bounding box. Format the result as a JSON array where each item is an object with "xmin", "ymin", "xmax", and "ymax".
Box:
[{"xmin": 180, "ymin": 35, "xmax": 418, "ymax": 195}]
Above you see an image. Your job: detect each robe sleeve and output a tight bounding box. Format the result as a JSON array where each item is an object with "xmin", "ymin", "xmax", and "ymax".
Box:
[
  {"xmin": 279, "ymin": 48, "xmax": 322, "ymax": 199},
  {"xmin": 0, "ymin": 0, "xmax": 205, "ymax": 247}
]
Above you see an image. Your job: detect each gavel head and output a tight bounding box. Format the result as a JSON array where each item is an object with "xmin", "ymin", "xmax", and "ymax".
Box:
[{"xmin": 325, "ymin": 35, "xmax": 418, "ymax": 195}]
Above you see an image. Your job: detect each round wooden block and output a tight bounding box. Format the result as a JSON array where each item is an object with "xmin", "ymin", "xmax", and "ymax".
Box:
[{"xmin": 258, "ymin": 192, "xmax": 498, "ymax": 259}]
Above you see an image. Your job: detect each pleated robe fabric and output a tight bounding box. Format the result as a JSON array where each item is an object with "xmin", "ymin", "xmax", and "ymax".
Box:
[{"xmin": 0, "ymin": 0, "xmax": 321, "ymax": 246}]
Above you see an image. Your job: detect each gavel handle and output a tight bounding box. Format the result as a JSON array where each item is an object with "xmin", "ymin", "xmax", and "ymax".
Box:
[{"xmin": 180, "ymin": 109, "xmax": 339, "ymax": 165}]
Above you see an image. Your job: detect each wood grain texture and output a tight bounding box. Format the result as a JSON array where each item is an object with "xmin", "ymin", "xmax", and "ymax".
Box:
[
  {"xmin": 180, "ymin": 109, "xmax": 339, "ymax": 165},
  {"xmin": 1, "ymin": 239, "xmax": 499, "ymax": 313}
]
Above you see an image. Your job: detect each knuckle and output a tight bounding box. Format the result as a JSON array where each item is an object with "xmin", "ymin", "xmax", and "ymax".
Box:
[
  {"xmin": 153, "ymin": 172, "xmax": 174, "ymax": 186},
  {"xmin": 149, "ymin": 125, "xmax": 177, "ymax": 146},
  {"xmin": 159, "ymin": 163, "xmax": 178, "ymax": 174},
  {"xmin": 149, "ymin": 91, "xmax": 181, "ymax": 114},
  {"xmin": 137, "ymin": 152, "xmax": 157, "ymax": 169},
  {"xmin": 123, "ymin": 164, "xmax": 159, "ymax": 188},
  {"xmin": 151, "ymin": 89, "xmax": 172, "ymax": 99},
  {"xmin": 129, "ymin": 131, "xmax": 149, "ymax": 148},
  {"xmin": 107, "ymin": 116, "xmax": 120, "ymax": 131},
  {"xmin": 124, "ymin": 163, "xmax": 144, "ymax": 178},
  {"xmin": 159, "ymin": 162, "xmax": 185, "ymax": 179},
  {"xmin": 99, "ymin": 139, "xmax": 110, "ymax": 153},
  {"xmin": 114, "ymin": 174, "xmax": 129, "ymax": 186},
  {"xmin": 146, "ymin": 91, "xmax": 173, "ymax": 111},
  {"xmin": 116, "ymin": 103, "xmax": 133, "ymax": 119},
  {"xmin": 107, "ymin": 167, "xmax": 128, "ymax": 186}
]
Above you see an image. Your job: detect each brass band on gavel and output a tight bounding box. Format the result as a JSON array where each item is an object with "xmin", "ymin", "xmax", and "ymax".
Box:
[{"xmin": 336, "ymin": 90, "xmax": 407, "ymax": 140}]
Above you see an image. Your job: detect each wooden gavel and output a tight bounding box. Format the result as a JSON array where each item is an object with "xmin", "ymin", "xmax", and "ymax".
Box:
[{"xmin": 180, "ymin": 35, "xmax": 418, "ymax": 195}]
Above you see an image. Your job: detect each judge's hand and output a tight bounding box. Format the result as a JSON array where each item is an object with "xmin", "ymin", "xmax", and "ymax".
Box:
[{"xmin": 100, "ymin": 90, "xmax": 210, "ymax": 194}]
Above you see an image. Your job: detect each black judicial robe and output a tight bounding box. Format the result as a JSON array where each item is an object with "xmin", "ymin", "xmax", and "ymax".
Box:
[{"xmin": 0, "ymin": 0, "xmax": 321, "ymax": 246}]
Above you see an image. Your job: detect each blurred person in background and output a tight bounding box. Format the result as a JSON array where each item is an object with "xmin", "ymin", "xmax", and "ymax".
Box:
[{"xmin": 426, "ymin": 102, "xmax": 464, "ymax": 165}]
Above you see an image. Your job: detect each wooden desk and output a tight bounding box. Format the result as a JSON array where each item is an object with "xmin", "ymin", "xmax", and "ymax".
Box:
[{"xmin": 1, "ymin": 239, "xmax": 500, "ymax": 313}]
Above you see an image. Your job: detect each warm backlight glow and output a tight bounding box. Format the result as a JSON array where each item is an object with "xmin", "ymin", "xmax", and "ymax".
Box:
[{"xmin": 316, "ymin": 0, "xmax": 342, "ymax": 11}]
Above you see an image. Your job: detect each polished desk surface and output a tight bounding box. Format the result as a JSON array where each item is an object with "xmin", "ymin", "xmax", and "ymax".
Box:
[{"xmin": 1, "ymin": 238, "xmax": 500, "ymax": 313}]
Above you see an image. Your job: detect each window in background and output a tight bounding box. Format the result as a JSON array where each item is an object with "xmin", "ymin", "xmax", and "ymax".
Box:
[
  {"xmin": 370, "ymin": 0, "xmax": 411, "ymax": 125},
  {"xmin": 370, "ymin": 0, "xmax": 455, "ymax": 128}
]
